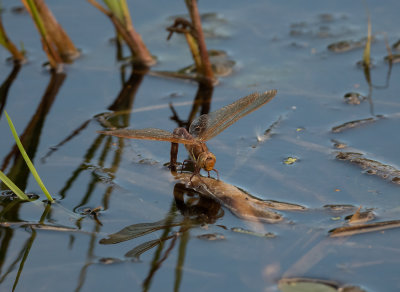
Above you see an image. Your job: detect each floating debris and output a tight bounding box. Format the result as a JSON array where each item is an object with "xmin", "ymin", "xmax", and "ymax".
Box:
[
  {"xmin": 343, "ymin": 92, "xmax": 365, "ymax": 105},
  {"xmin": 331, "ymin": 139, "xmax": 347, "ymax": 149},
  {"xmin": 336, "ymin": 152, "xmax": 400, "ymax": 185},
  {"xmin": 167, "ymin": 12, "xmax": 230, "ymax": 39},
  {"xmin": 331, "ymin": 116, "xmax": 382, "ymax": 133},
  {"xmin": 323, "ymin": 204, "xmax": 356, "ymax": 212},
  {"xmin": 346, "ymin": 206, "xmax": 375, "ymax": 225},
  {"xmin": 151, "ymin": 49, "xmax": 235, "ymax": 81},
  {"xmin": 0, "ymin": 221, "xmax": 94, "ymax": 235},
  {"xmin": 284, "ymin": 157, "xmax": 298, "ymax": 165},
  {"xmin": 78, "ymin": 206, "xmax": 103, "ymax": 225},
  {"xmin": 327, "ymin": 37, "xmax": 373, "ymax": 53},
  {"xmin": 197, "ymin": 233, "xmax": 225, "ymax": 240},
  {"xmin": 231, "ymin": 227, "xmax": 275, "ymax": 238},
  {"xmin": 98, "ymin": 257, "xmax": 123, "ymax": 265},
  {"xmin": 261, "ymin": 200, "xmax": 306, "ymax": 211},
  {"xmin": 278, "ymin": 277, "xmax": 366, "ymax": 292},
  {"xmin": 253, "ymin": 115, "xmax": 283, "ymax": 147},
  {"xmin": 289, "ymin": 14, "xmax": 349, "ymax": 39},
  {"xmin": 0, "ymin": 190, "xmax": 39, "ymax": 201},
  {"xmin": 392, "ymin": 39, "xmax": 400, "ymax": 51},
  {"xmin": 329, "ymin": 220, "xmax": 400, "ymax": 237},
  {"xmin": 384, "ymin": 54, "xmax": 400, "ymax": 63}
]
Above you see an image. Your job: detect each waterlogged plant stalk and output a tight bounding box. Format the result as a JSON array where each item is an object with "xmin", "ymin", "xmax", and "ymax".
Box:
[
  {"xmin": 4, "ymin": 111, "xmax": 54, "ymax": 202},
  {"xmin": 0, "ymin": 171, "xmax": 29, "ymax": 200},
  {"xmin": 185, "ymin": 0, "xmax": 214, "ymax": 85},
  {"xmin": 21, "ymin": 0, "xmax": 79, "ymax": 69},
  {"xmin": 185, "ymin": 31, "xmax": 202, "ymax": 73},
  {"xmin": 0, "ymin": 16, "xmax": 25, "ymax": 62},
  {"xmin": 88, "ymin": 0, "xmax": 155, "ymax": 66}
]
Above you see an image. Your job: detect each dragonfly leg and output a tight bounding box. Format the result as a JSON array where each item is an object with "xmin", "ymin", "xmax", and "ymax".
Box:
[
  {"xmin": 189, "ymin": 165, "xmax": 206, "ymax": 186},
  {"xmin": 170, "ymin": 142, "xmax": 179, "ymax": 172}
]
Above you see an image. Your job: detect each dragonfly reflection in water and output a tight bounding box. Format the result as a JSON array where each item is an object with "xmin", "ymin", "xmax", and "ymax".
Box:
[{"xmin": 99, "ymin": 90, "xmax": 277, "ymax": 179}]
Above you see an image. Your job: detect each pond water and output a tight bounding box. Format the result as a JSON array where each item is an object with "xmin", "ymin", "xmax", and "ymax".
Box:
[{"xmin": 1, "ymin": 0, "xmax": 400, "ymax": 291}]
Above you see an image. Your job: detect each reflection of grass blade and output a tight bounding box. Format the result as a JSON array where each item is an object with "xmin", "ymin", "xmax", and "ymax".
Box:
[
  {"xmin": 4, "ymin": 111, "xmax": 54, "ymax": 202},
  {"xmin": 0, "ymin": 171, "xmax": 29, "ymax": 200}
]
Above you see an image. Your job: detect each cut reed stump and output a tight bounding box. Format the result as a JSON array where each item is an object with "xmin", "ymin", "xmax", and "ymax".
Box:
[
  {"xmin": 0, "ymin": 15, "xmax": 25, "ymax": 63},
  {"xmin": 21, "ymin": 0, "xmax": 80, "ymax": 70},
  {"xmin": 88, "ymin": 0, "xmax": 155, "ymax": 67}
]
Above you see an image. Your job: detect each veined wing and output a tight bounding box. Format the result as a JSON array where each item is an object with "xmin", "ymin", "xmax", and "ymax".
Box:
[
  {"xmin": 189, "ymin": 90, "xmax": 277, "ymax": 141},
  {"xmin": 98, "ymin": 128, "xmax": 197, "ymax": 145}
]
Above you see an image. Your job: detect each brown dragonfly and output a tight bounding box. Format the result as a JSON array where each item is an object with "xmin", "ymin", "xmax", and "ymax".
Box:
[{"xmin": 98, "ymin": 89, "xmax": 277, "ymax": 178}]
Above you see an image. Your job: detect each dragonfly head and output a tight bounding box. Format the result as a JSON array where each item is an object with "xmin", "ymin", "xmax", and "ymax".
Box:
[{"xmin": 198, "ymin": 152, "xmax": 216, "ymax": 172}]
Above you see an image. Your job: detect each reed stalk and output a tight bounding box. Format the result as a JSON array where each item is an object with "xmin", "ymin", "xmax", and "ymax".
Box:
[
  {"xmin": 0, "ymin": 15, "xmax": 25, "ymax": 62},
  {"xmin": 362, "ymin": 2, "xmax": 372, "ymax": 67},
  {"xmin": 185, "ymin": 0, "xmax": 214, "ymax": 85},
  {"xmin": 88, "ymin": 0, "xmax": 155, "ymax": 66},
  {"xmin": 167, "ymin": 0, "xmax": 215, "ymax": 85},
  {"xmin": 21, "ymin": 0, "xmax": 80, "ymax": 70}
]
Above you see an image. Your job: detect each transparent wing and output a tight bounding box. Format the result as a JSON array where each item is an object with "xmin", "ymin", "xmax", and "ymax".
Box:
[
  {"xmin": 189, "ymin": 90, "xmax": 277, "ymax": 141},
  {"xmin": 98, "ymin": 128, "xmax": 197, "ymax": 145}
]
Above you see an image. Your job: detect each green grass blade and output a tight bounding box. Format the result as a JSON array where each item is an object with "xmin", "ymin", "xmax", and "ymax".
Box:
[
  {"xmin": 4, "ymin": 111, "xmax": 54, "ymax": 202},
  {"xmin": 24, "ymin": 0, "xmax": 48, "ymax": 39},
  {"xmin": 103, "ymin": 0, "xmax": 124, "ymax": 23},
  {"xmin": 0, "ymin": 170, "xmax": 29, "ymax": 200}
]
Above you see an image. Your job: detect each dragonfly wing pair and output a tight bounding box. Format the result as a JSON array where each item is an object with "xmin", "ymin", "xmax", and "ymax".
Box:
[
  {"xmin": 189, "ymin": 89, "xmax": 277, "ymax": 141},
  {"xmin": 98, "ymin": 89, "xmax": 277, "ymax": 144}
]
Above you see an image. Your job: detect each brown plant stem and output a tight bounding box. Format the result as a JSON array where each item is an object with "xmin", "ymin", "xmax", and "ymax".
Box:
[
  {"xmin": 0, "ymin": 16, "xmax": 25, "ymax": 63},
  {"xmin": 21, "ymin": 0, "xmax": 79, "ymax": 69},
  {"xmin": 185, "ymin": 0, "xmax": 214, "ymax": 86},
  {"xmin": 33, "ymin": 0, "xmax": 80, "ymax": 62}
]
